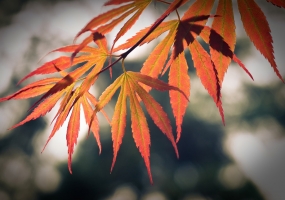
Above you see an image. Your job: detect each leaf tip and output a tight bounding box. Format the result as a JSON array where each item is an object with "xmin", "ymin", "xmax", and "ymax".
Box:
[
  {"xmin": 110, "ymin": 157, "xmax": 116, "ymax": 174},
  {"xmin": 279, "ymin": 75, "xmax": 285, "ymax": 84},
  {"xmin": 175, "ymin": 127, "xmax": 181, "ymax": 144},
  {"xmin": 68, "ymin": 156, "xmax": 73, "ymax": 174},
  {"xmin": 98, "ymin": 145, "xmax": 102, "ymax": 155},
  {"xmin": 217, "ymin": 101, "xmax": 225, "ymax": 126}
]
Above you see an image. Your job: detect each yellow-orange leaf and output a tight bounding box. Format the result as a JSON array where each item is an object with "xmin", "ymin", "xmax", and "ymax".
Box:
[
  {"xmin": 189, "ymin": 40, "xmax": 219, "ymax": 103},
  {"xmin": 18, "ymin": 56, "xmax": 83, "ymax": 84},
  {"xmin": 126, "ymin": 75, "xmax": 152, "ymax": 184},
  {"xmin": 0, "ymin": 78, "xmax": 60, "ymax": 102},
  {"xmin": 75, "ymin": 3, "xmax": 134, "ymax": 40},
  {"xmin": 95, "ymin": 71, "xmax": 186, "ymax": 183},
  {"xmin": 169, "ymin": 52, "xmax": 190, "ymax": 142},
  {"xmin": 2, "ymin": 0, "xmax": 284, "ymax": 184},
  {"xmin": 104, "ymin": 0, "xmax": 134, "ymax": 5},
  {"xmin": 86, "ymin": 92, "xmax": 111, "ymax": 125},
  {"xmin": 32, "ymin": 61, "xmax": 96, "ymax": 109},
  {"xmin": 9, "ymin": 90, "xmax": 64, "ymax": 130},
  {"xmin": 164, "ymin": 0, "xmax": 215, "ymax": 72},
  {"xmin": 95, "ymin": 74, "xmax": 124, "ymax": 112},
  {"xmin": 75, "ymin": 0, "xmax": 152, "ymax": 54},
  {"xmin": 42, "ymin": 89, "xmax": 80, "ymax": 152},
  {"xmin": 93, "ymin": 32, "xmax": 108, "ymax": 52},
  {"xmin": 112, "ymin": 1, "xmax": 151, "ymax": 48},
  {"xmin": 77, "ymin": 58, "xmax": 106, "ymax": 100},
  {"xmin": 133, "ymin": 79, "xmax": 178, "ymax": 157},
  {"xmin": 182, "ymin": 0, "xmax": 215, "ymax": 22},
  {"xmin": 128, "ymin": 71, "xmax": 188, "ymax": 99},
  {"xmin": 199, "ymin": 26, "xmax": 253, "ymax": 80},
  {"xmin": 210, "ymin": 0, "xmax": 236, "ymax": 83},
  {"xmin": 188, "ymin": 39, "xmax": 223, "ymax": 123},
  {"xmin": 51, "ymin": 83, "xmax": 76, "ymax": 125},
  {"xmin": 82, "ymin": 94, "xmax": 101, "ymax": 153},
  {"xmin": 110, "ymin": 78, "xmax": 127, "ymax": 172},
  {"xmin": 52, "ymin": 44, "xmax": 100, "ymax": 53},
  {"xmin": 67, "ymin": 99, "xmax": 81, "ymax": 173},
  {"xmin": 140, "ymin": 22, "xmax": 178, "ymax": 88},
  {"xmin": 97, "ymin": 7, "xmax": 138, "ymax": 35},
  {"xmin": 114, "ymin": 20, "xmax": 177, "ymax": 52}
]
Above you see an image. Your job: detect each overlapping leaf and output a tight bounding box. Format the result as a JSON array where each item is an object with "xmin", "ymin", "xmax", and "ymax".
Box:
[
  {"xmin": 35, "ymin": 34, "xmax": 108, "ymax": 109},
  {"xmin": 210, "ymin": 0, "xmax": 236, "ymax": 83},
  {"xmin": 73, "ymin": 0, "xmax": 152, "ymax": 56},
  {"xmin": 113, "ymin": 20, "xmax": 178, "ymax": 52},
  {"xmin": 116, "ymin": 0, "xmax": 220, "ymax": 139},
  {"xmin": 1, "ymin": 0, "xmax": 284, "ymax": 184},
  {"xmin": 0, "ymin": 78, "xmax": 61, "ymax": 102},
  {"xmin": 168, "ymin": 52, "xmax": 190, "ymax": 142},
  {"xmin": 198, "ymin": 26, "xmax": 253, "ymax": 81},
  {"xmin": 0, "ymin": 34, "xmax": 110, "ymax": 173},
  {"xmin": 113, "ymin": 17, "xmax": 214, "ymax": 141}
]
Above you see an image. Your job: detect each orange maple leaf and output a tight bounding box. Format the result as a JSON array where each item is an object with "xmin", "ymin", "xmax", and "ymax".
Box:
[
  {"xmin": 1, "ymin": 0, "xmax": 284, "ymax": 184},
  {"xmin": 94, "ymin": 71, "xmax": 187, "ymax": 183},
  {"xmin": 238, "ymin": 0, "xmax": 284, "ymax": 82},
  {"xmin": 0, "ymin": 35, "xmax": 110, "ymax": 173}
]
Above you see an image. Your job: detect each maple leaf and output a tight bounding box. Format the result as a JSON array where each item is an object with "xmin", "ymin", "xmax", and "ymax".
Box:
[
  {"xmin": 94, "ymin": 71, "xmax": 187, "ymax": 183},
  {"xmin": 76, "ymin": 0, "xmax": 152, "ymax": 39},
  {"xmin": 73, "ymin": 0, "xmax": 153, "ymax": 58},
  {"xmin": 112, "ymin": 20, "xmax": 199, "ymax": 142},
  {"xmin": 0, "ymin": 78, "xmax": 61, "ymax": 102},
  {"xmin": 74, "ymin": 0, "xmax": 188, "ymax": 63},
  {"xmin": 198, "ymin": 26, "xmax": 253, "ymax": 81},
  {"xmin": 1, "ymin": 0, "xmax": 284, "ymax": 185},
  {"xmin": 113, "ymin": 0, "xmax": 226, "ymax": 140},
  {"xmin": 0, "ymin": 34, "xmax": 111, "ymax": 173},
  {"xmin": 168, "ymin": 52, "xmax": 190, "ymax": 142},
  {"xmin": 210, "ymin": 0, "xmax": 236, "ymax": 83},
  {"xmin": 238, "ymin": 0, "xmax": 284, "ymax": 82}
]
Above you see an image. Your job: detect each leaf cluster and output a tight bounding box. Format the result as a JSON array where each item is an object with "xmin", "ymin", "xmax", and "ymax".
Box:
[{"xmin": 1, "ymin": 0, "xmax": 284, "ymax": 183}]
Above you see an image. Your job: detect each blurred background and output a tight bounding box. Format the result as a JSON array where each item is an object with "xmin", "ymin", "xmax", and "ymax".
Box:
[{"xmin": 0, "ymin": 0, "xmax": 284, "ymax": 200}]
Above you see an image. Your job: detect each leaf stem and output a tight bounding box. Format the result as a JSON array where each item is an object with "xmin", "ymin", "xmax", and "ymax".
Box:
[
  {"xmin": 96, "ymin": 10, "xmax": 170, "ymax": 76},
  {"xmin": 121, "ymin": 59, "xmax": 126, "ymax": 73},
  {"xmin": 157, "ymin": 0, "xmax": 171, "ymax": 5},
  {"xmin": 96, "ymin": 0, "xmax": 183, "ymax": 77},
  {"xmin": 176, "ymin": 9, "xmax": 180, "ymax": 20},
  {"xmin": 120, "ymin": 13, "xmax": 169, "ymax": 60}
]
